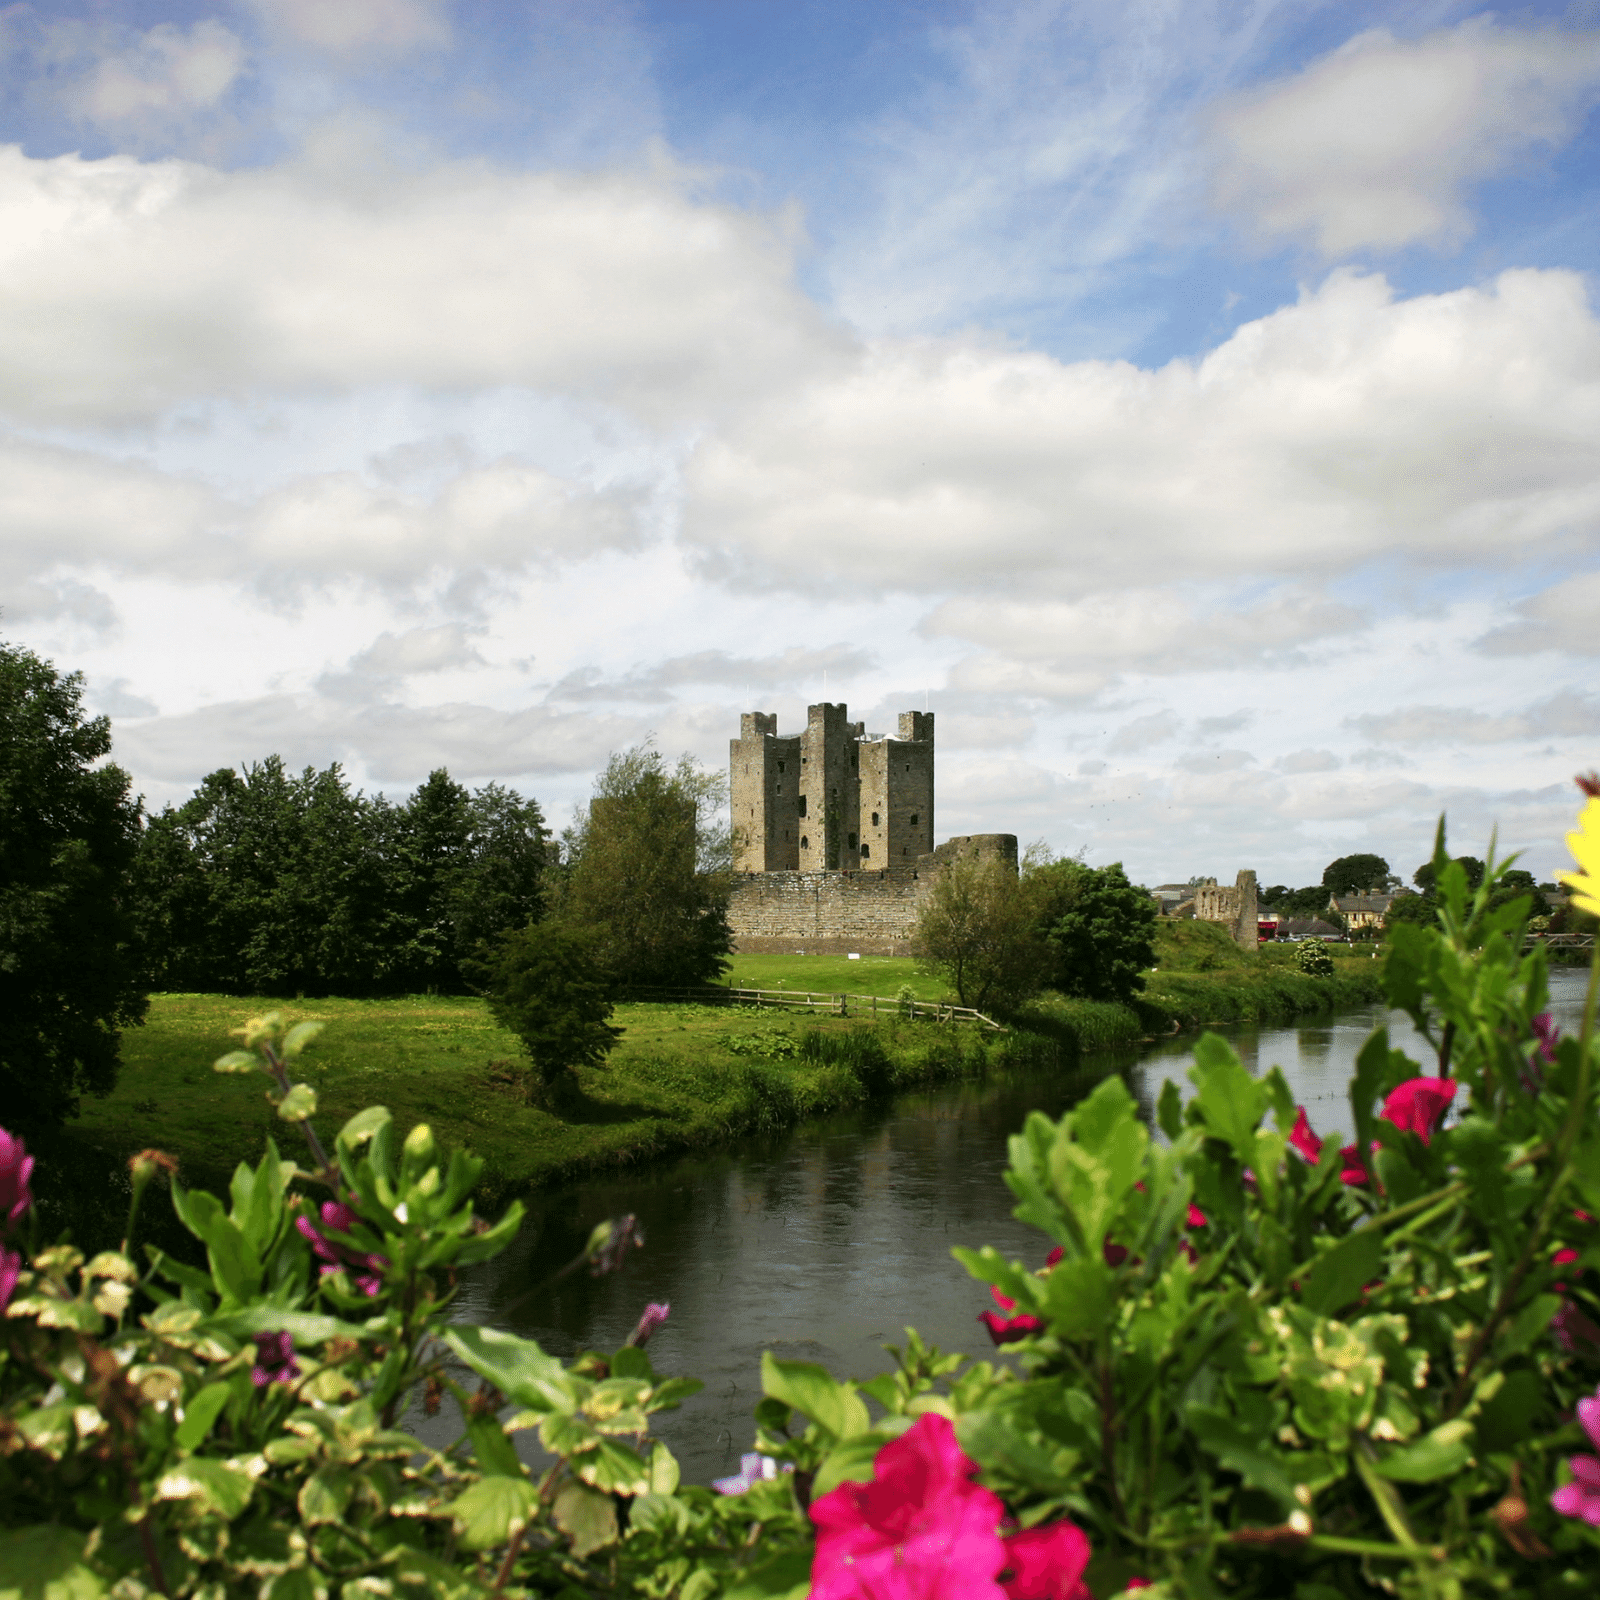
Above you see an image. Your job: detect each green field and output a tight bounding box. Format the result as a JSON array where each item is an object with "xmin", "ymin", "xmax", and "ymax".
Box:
[{"xmin": 720, "ymin": 952, "xmax": 945, "ymax": 1000}]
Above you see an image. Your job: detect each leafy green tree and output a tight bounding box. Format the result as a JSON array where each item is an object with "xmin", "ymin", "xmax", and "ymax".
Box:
[
  {"xmin": 556, "ymin": 746, "xmax": 732, "ymax": 988},
  {"xmin": 1321, "ymin": 852, "xmax": 1391, "ymax": 896},
  {"xmin": 914, "ymin": 853, "xmax": 1048, "ymax": 1014},
  {"xmin": 0, "ymin": 641, "xmax": 147, "ymax": 1133},
  {"xmin": 1028, "ymin": 858, "xmax": 1158, "ymax": 1003},
  {"xmin": 472, "ymin": 922, "xmax": 622, "ymax": 1105},
  {"xmin": 1384, "ymin": 890, "xmax": 1438, "ymax": 931},
  {"xmin": 1261, "ymin": 884, "xmax": 1334, "ymax": 918},
  {"xmin": 1415, "ymin": 855, "xmax": 1484, "ymax": 892}
]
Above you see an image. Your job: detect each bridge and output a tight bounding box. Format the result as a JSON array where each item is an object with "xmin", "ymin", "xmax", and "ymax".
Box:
[{"xmin": 1526, "ymin": 933, "xmax": 1595, "ymax": 951}]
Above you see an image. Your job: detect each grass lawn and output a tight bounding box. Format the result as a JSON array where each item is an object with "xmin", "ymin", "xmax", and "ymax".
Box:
[{"xmin": 721, "ymin": 952, "xmax": 946, "ymax": 1001}]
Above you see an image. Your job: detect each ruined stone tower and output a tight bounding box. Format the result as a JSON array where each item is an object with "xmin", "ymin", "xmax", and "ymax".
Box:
[{"xmin": 730, "ymin": 704, "xmax": 934, "ymax": 873}]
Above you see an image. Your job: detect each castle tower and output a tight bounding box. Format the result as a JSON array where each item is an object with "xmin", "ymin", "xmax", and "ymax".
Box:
[
  {"xmin": 731, "ymin": 704, "xmax": 935, "ymax": 872},
  {"xmin": 729, "ymin": 711, "xmax": 801, "ymax": 872}
]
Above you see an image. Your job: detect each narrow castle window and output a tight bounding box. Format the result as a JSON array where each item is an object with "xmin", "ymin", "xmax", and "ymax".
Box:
[
  {"xmin": 777, "ymin": 761, "xmax": 785, "ymax": 773},
  {"xmin": 797, "ymin": 794, "xmax": 807, "ymax": 817},
  {"xmin": 848, "ymin": 833, "xmax": 857, "ymax": 849},
  {"xmin": 801, "ymin": 836, "xmax": 810, "ymax": 849},
  {"xmin": 871, "ymin": 811, "xmax": 879, "ymax": 826},
  {"xmin": 910, "ymin": 814, "xmax": 918, "ymax": 826},
  {"xmin": 861, "ymin": 844, "xmax": 870, "ymax": 858}
]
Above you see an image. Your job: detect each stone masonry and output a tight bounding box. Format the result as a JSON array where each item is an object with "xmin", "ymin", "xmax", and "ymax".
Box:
[
  {"xmin": 728, "ymin": 702, "xmax": 1013, "ymax": 954},
  {"xmin": 1192, "ymin": 870, "xmax": 1260, "ymax": 952}
]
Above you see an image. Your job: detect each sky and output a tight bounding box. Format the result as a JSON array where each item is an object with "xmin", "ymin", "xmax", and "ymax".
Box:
[{"xmin": 3, "ymin": 0, "xmax": 1600, "ymax": 887}]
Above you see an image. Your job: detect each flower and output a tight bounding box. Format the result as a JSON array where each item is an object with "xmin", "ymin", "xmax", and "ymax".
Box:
[
  {"xmin": 626, "ymin": 1302, "xmax": 670, "ymax": 1347},
  {"xmin": 1532, "ymin": 1014, "xmax": 1561, "ymax": 1066},
  {"xmin": 295, "ymin": 1200, "xmax": 388, "ymax": 1296},
  {"xmin": 999, "ymin": 1521, "xmax": 1092, "ymax": 1600},
  {"xmin": 1557, "ymin": 787, "xmax": 1600, "ymax": 918},
  {"xmin": 0, "ymin": 1246, "xmax": 21, "ymax": 1312},
  {"xmin": 1552, "ymin": 1300, "xmax": 1600, "ymax": 1356},
  {"xmin": 1382, "ymin": 1078, "xmax": 1458, "ymax": 1145},
  {"xmin": 251, "ymin": 1330, "xmax": 300, "ymax": 1387},
  {"xmin": 713, "ymin": 1452, "xmax": 787, "ymax": 1496},
  {"xmin": 810, "ymin": 1413, "xmax": 1009, "ymax": 1600},
  {"xmin": 0, "ymin": 1127, "xmax": 35, "ymax": 1231},
  {"xmin": 1288, "ymin": 1107, "xmax": 1369, "ymax": 1186},
  {"xmin": 980, "ymin": 1286, "xmax": 1046, "ymax": 1345},
  {"xmin": 1552, "ymin": 1386, "xmax": 1600, "ymax": 1526}
]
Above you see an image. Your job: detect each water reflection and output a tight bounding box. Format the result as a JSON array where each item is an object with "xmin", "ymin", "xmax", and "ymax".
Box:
[{"xmin": 447, "ymin": 968, "xmax": 1589, "ymax": 1484}]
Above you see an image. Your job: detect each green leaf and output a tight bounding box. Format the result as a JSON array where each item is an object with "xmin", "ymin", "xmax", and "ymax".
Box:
[
  {"xmin": 648, "ymin": 1441, "xmax": 680, "ymax": 1495},
  {"xmin": 812, "ymin": 1433, "xmax": 889, "ymax": 1497},
  {"xmin": 1300, "ymin": 1228, "xmax": 1384, "ymax": 1316},
  {"xmin": 298, "ymin": 1466, "xmax": 356, "ymax": 1526},
  {"xmin": 454, "ymin": 1201, "xmax": 525, "ymax": 1266},
  {"xmin": 466, "ymin": 1415, "xmax": 525, "ymax": 1479},
  {"xmin": 1188, "ymin": 1034, "xmax": 1268, "ymax": 1162},
  {"xmin": 1040, "ymin": 1254, "xmax": 1116, "ymax": 1339},
  {"xmin": 1372, "ymin": 1419, "xmax": 1474, "ymax": 1482},
  {"xmin": 338, "ymin": 1105, "xmax": 391, "ymax": 1148},
  {"xmin": 445, "ymin": 1325, "xmax": 575, "ymax": 1414},
  {"xmin": 721, "ymin": 1550, "xmax": 815, "ymax": 1600},
  {"xmin": 212, "ymin": 1050, "xmax": 259, "ymax": 1074},
  {"xmin": 277, "ymin": 1082, "xmax": 317, "ymax": 1122},
  {"xmin": 283, "ymin": 1021, "xmax": 325, "ymax": 1058},
  {"xmin": 0, "ymin": 1526, "xmax": 107, "ymax": 1600},
  {"xmin": 214, "ymin": 1307, "xmax": 368, "ymax": 1345},
  {"xmin": 174, "ymin": 1381, "xmax": 233, "ymax": 1453},
  {"xmin": 552, "ymin": 1481, "xmax": 619, "ymax": 1557},
  {"xmin": 451, "ymin": 1474, "xmax": 539, "ymax": 1552},
  {"xmin": 1156, "ymin": 1079, "xmax": 1183, "ymax": 1142},
  {"xmin": 155, "ymin": 1457, "xmax": 255, "ymax": 1518},
  {"xmin": 1186, "ymin": 1404, "xmax": 1300, "ymax": 1513},
  {"xmin": 760, "ymin": 1353, "xmax": 870, "ymax": 1440},
  {"xmin": 574, "ymin": 1438, "xmax": 651, "ymax": 1495}
]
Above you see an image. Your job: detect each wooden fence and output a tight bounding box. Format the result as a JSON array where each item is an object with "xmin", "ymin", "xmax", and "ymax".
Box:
[
  {"xmin": 617, "ymin": 985, "xmax": 1004, "ymax": 1030},
  {"xmin": 1526, "ymin": 933, "xmax": 1595, "ymax": 951}
]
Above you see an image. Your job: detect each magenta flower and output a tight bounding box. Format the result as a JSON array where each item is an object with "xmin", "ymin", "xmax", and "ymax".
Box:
[
  {"xmin": 1553, "ymin": 1300, "xmax": 1600, "ymax": 1356},
  {"xmin": 0, "ymin": 1127, "xmax": 35, "ymax": 1232},
  {"xmin": 251, "ymin": 1330, "xmax": 300, "ymax": 1388},
  {"xmin": 810, "ymin": 1413, "xmax": 1009, "ymax": 1600},
  {"xmin": 626, "ymin": 1302, "xmax": 670, "ymax": 1347},
  {"xmin": 0, "ymin": 1246, "xmax": 21, "ymax": 1313},
  {"xmin": 1289, "ymin": 1107, "xmax": 1371, "ymax": 1185},
  {"xmin": 1552, "ymin": 1387, "xmax": 1600, "ymax": 1526},
  {"xmin": 980, "ymin": 1286, "xmax": 1046, "ymax": 1345},
  {"xmin": 1381, "ymin": 1077, "xmax": 1457, "ymax": 1145},
  {"xmin": 998, "ymin": 1521, "xmax": 1092, "ymax": 1600},
  {"xmin": 295, "ymin": 1200, "xmax": 388, "ymax": 1296},
  {"xmin": 1533, "ymin": 1013, "xmax": 1560, "ymax": 1065}
]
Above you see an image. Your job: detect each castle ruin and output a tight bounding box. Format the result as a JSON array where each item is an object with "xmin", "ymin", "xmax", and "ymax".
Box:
[
  {"xmin": 727, "ymin": 703, "xmax": 1015, "ymax": 954},
  {"xmin": 1190, "ymin": 870, "xmax": 1260, "ymax": 952}
]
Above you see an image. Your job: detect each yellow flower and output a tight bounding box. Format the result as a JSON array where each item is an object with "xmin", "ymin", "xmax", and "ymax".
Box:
[{"xmin": 1559, "ymin": 795, "xmax": 1600, "ymax": 918}]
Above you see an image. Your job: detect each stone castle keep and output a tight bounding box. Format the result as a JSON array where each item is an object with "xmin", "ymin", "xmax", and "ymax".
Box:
[{"xmin": 727, "ymin": 703, "xmax": 1016, "ymax": 955}]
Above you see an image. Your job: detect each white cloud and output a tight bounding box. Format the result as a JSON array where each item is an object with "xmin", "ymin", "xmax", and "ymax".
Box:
[
  {"xmin": 685, "ymin": 268, "xmax": 1600, "ymax": 598},
  {"xmin": 61, "ymin": 20, "xmax": 246, "ymax": 132},
  {"xmin": 1278, "ymin": 748, "xmax": 1340, "ymax": 773},
  {"xmin": 0, "ymin": 142, "xmax": 846, "ymax": 426},
  {"xmin": 1208, "ymin": 18, "xmax": 1600, "ymax": 255},
  {"xmin": 1347, "ymin": 690, "xmax": 1600, "ymax": 745},
  {"xmin": 1476, "ymin": 570, "xmax": 1600, "ymax": 656},
  {"xmin": 548, "ymin": 644, "xmax": 877, "ymax": 704},
  {"xmin": 346, "ymin": 624, "xmax": 485, "ymax": 677},
  {"xmin": 240, "ymin": 0, "xmax": 451, "ymax": 59},
  {"xmin": 1107, "ymin": 712, "xmax": 1180, "ymax": 753}
]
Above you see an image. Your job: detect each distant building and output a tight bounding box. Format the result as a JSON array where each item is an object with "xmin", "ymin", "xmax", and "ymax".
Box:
[
  {"xmin": 1277, "ymin": 917, "xmax": 1343, "ymax": 941},
  {"xmin": 1149, "ymin": 884, "xmax": 1191, "ymax": 914},
  {"xmin": 1329, "ymin": 893, "xmax": 1394, "ymax": 931}
]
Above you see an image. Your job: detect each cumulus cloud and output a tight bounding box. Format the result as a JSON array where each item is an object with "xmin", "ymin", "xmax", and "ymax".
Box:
[
  {"xmin": 1208, "ymin": 18, "xmax": 1600, "ymax": 255},
  {"xmin": 240, "ymin": 0, "xmax": 451, "ymax": 59},
  {"xmin": 1278, "ymin": 748, "xmax": 1340, "ymax": 773},
  {"xmin": 114, "ymin": 692, "xmax": 641, "ymax": 786},
  {"xmin": 1476, "ymin": 571, "xmax": 1600, "ymax": 656},
  {"xmin": 1107, "ymin": 712, "xmax": 1180, "ymax": 753},
  {"xmin": 547, "ymin": 644, "xmax": 876, "ymax": 704},
  {"xmin": 1176, "ymin": 747, "xmax": 1254, "ymax": 773},
  {"xmin": 686, "ymin": 268, "xmax": 1600, "ymax": 597},
  {"xmin": 57, "ymin": 19, "xmax": 245, "ymax": 134},
  {"xmin": 1347, "ymin": 690, "xmax": 1600, "ymax": 745},
  {"xmin": 0, "ymin": 142, "xmax": 847, "ymax": 426}
]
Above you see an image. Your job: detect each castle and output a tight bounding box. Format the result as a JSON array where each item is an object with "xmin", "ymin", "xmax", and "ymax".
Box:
[{"xmin": 727, "ymin": 703, "xmax": 1016, "ymax": 954}]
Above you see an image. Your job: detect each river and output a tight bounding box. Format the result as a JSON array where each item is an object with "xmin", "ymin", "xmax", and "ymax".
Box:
[{"xmin": 445, "ymin": 966, "xmax": 1592, "ymax": 1484}]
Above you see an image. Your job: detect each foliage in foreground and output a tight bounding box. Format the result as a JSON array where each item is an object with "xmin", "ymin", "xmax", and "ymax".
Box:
[
  {"xmin": 0, "ymin": 638, "xmax": 147, "ymax": 1136},
  {"xmin": 5, "ymin": 802, "xmax": 1600, "ymax": 1598}
]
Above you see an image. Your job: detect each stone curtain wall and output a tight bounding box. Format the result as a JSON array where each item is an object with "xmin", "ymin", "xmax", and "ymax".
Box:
[
  {"xmin": 727, "ymin": 833, "xmax": 1020, "ymax": 955},
  {"xmin": 1193, "ymin": 870, "xmax": 1259, "ymax": 951}
]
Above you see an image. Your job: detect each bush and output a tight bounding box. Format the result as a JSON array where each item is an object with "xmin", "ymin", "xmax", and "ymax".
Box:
[
  {"xmin": 1295, "ymin": 938, "xmax": 1335, "ymax": 976},
  {"xmin": 1030, "ymin": 857, "xmax": 1159, "ymax": 1003},
  {"xmin": 470, "ymin": 921, "xmax": 621, "ymax": 1105}
]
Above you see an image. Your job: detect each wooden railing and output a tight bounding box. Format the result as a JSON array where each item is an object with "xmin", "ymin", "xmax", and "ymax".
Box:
[
  {"xmin": 617, "ymin": 985, "xmax": 1005, "ymax": 1030},
  {"xmin": 1525, "ymin": 933, "xmax": 1595, "ymax": 950}
]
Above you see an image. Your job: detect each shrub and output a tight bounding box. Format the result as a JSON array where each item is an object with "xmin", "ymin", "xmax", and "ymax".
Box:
[{"xmin": 1295, "ymin": 938, "xmax": 1335, "ymax": 976}]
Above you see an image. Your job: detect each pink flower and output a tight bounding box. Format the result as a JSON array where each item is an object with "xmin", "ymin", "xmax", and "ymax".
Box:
[
  {"xmin": 1381, "ymin": 1078, "xmax": 1457, "ymax": 1145},
  {"xmin": 0, "ymin": 1246, "xmax": 21, "ymax": 1312},
  {"xmin": 980, "ymin": 1286, "xmax": 1046, "ymax": 1346},
  {"xmin": 627, "ymin": 1302, "xmax": 670, "ymax": 1347},
  {"xmin": 1288, "ymin": 1108, "xmax": 1322, "ymax": 1165},
  {"xmin": 295, "ymin": 1200, "xmax": 388, "ymax": 1296},
  {"xmin": 251, "ymin": 1330, "xmax": 300, "ymax": 1387},
  {"xmin": 810, "ymin": 1413, "xmax": 1009, "ymax": 1600},
  {"xmin": 1533, "ymin": 1014, "xmax": 1560, "ymax": 1065},
  {"xmin": 999, "ymin": 1521, "xmax": 1092, "ymax": 1600},
  {"xmin": 1552, "ymin": 1388, "xmax": 1600, "ymax": 1526},
  {"xmin": 1553, "ymin": 1300, "xmax": 1600, "ymax": 1355},
  {"xmin": 0, "ymin": 1127, "xmax": 34, "ymax": 1231}
]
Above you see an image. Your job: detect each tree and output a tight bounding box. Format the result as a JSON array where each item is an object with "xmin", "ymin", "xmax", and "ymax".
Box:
[
  {"xmin": 1322, "ymin": 853, "xmax": 1391, "ymax": 897},
  {"xmin": 1384, "ymin": 891, "xmax": 1438, "ymax": 931},
  {"xmin": 0, "ymin": 641, "xmax": 147, "ymax": 1133},
  {"xmin": 914, "ymin": 853, "xmax": 1047, "ymax": 1013},
  {"xmin": 556, "ymin": 746, "xmax": 732, "ymax": 988},
  {"xmin": 472, "ymin": 922, "xmax": 621, "ymax": 1106},
  {"xmin": 1415, "ymin": 856, "xmax": 1484, "ymax": 892},
  {"xmin": 1029, "ymin": 859, "xmax": 1158, "ymax": 1004}
]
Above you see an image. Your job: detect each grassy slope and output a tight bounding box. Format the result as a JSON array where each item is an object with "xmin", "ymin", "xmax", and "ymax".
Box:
[{"xmin": 46, "ymin": 929, "xmax": 1383, "ymax": 1249}]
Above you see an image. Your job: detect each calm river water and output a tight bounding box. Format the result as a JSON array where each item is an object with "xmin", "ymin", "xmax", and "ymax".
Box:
[{"xmin": 445, "ymin": 966, "xmax": 1591, "ymax": 1483}]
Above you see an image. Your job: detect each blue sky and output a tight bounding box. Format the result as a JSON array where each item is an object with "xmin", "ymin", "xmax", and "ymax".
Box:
[{"xmin": 3, "ymin": 0, "xmax": 1599, "ymax": 885}]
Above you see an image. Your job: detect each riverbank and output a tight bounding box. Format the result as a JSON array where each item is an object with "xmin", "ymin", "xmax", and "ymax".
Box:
[{"xmin": 43, "ymin": 924, "xmax": 1383, "ymax": 1249}]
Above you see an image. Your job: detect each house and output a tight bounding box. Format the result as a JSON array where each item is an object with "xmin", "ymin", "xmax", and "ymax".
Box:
[
  {"xmin": 1275, "ymin": 917, "xmax": 1344, "ymax": 941},
  {"xmin": 1329, "ymin": 893, "xmax": 1394, "ymax": 931}
]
